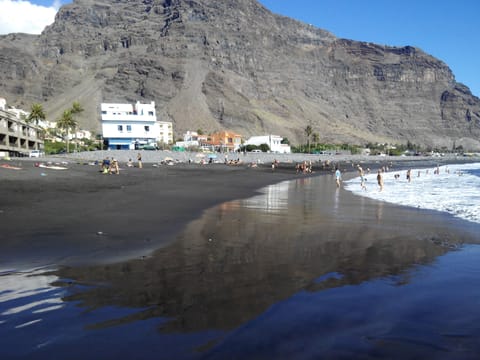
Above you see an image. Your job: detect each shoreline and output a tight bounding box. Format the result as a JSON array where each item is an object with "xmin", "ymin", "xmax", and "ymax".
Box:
[
  {"xmin": 1, "ymin": 155, "xmax": 479, "ymax": 270},
  {"xmin": 8, "ymin": 149, "xmax": 480, "ymax": 167}
]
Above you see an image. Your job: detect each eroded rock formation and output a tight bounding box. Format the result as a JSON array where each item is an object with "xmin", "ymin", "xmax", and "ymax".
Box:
[{"xmin": 0, "ymin": 0, "xmax": 479, "ymax": 148}]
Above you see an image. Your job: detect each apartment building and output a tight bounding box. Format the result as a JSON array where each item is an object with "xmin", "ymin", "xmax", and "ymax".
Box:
[{"xmin": 101, "ymin": 101, "xmax": 173, "ymax": 150}]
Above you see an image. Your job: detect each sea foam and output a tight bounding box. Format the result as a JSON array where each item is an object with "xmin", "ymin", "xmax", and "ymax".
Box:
[{"xmin": 344, "ymin": 162, "xmax": 480, "ymax": 224}]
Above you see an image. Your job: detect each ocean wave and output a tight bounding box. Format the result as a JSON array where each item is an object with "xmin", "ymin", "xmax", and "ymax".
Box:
[{"xmin": 345, "ymin": 162, "xmax": 480, "ymax": 224}]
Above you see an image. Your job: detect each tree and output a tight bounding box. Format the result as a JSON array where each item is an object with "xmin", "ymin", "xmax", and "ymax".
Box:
[
  {"xmin": 57, "ymin": 110, "xmax": 77, "ymax": 153},
  {"xmin": 27, "ymin": 103, "xmax": 46, "ymax": 126},
  {"xmin": 70, "ymin": 102, "xmax": 84, "ymax": 151},
  {"xmin": 259, "ymin": 143, "xmax": 270, "ymax": 152},
  {"xmin": 304, "ymin": 125, "xmax": 313, "ymax": 153},
  {"xmin": 71, "ymin": 101, "xmax": 83, "ymax": 115},
  {"xmin": 312, "ymin": 133, "xmax": 319, "ymax": 149}
]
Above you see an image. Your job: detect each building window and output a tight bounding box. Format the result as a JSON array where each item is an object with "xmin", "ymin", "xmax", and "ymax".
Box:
[
  {"xmin": 126, "ymin": 125, "xmax": 132, "ymax": 132},
  {"xmin": 101, "ymin": 111, "xmax": 107, "ymax": 115},
  {"xmin": 144, "ymin": 126, "xmax": 150, "ymax": 132},
  {"xmin": 118, "ymin": 125, "xmax": 123, "ymax": 132},
  {"xmin": 148, "ymin": 111, "xmax": 154, "ymax": 116}
]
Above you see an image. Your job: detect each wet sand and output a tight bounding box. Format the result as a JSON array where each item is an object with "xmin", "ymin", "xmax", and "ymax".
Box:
[{"xmin": 51, "ymin": 173, "xmax": 479, "ymax": 332}]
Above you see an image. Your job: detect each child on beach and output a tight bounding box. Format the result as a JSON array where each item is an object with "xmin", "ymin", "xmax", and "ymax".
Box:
[
  {"xmin": 335, "ymin": 168, "xmax": 342, "ymax": 188},
  {"xmin": 358, "ymin": 166, "xmax": 367, "ymax": 191}
]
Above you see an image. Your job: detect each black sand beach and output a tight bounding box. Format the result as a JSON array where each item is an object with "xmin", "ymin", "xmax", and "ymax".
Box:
[
  {"xmin": 1, "ymin": 155, "xmax": 478, "ymax": 268},
  {"xmin": 1, "ymin": 155, "xmax": 480, "ymax": 359},
  {"xmin": 0, "ymin": 160, "xmax": 308, "ymax": 268}
]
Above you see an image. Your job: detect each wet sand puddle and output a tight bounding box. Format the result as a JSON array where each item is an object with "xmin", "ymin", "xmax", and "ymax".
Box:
[{"xmin": 1, "ymin": 175, "xmax": 480, "ymax": 359}]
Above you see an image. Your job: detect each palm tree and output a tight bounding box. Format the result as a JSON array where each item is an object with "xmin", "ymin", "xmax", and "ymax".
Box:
[
  {"xmin": 27, "ymin": 103, "xmax": 46, "ymax": 126},
  {"xmin": 70, "ymin": 102, "xmax": 84, "ymax": 151},
  {"xmin": 304, "ymin": 125, "xmax": 313, "ymax": 153},
  {"xmin": 312, "ymin": 133, "xmax": 319, "ymax": 151},
  {"xmin": 57, "ymin": 110, "xmax": 77, "ymax": 153}
]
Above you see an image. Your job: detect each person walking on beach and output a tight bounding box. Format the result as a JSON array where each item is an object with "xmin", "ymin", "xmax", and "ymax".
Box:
[
  {"xmin": 377, "ymin": 170, "xmax": 384, "ymax": 192},
  {"xmin": 406, "ymin": 169, "xmax": 412, "ymax": 182},
  {"xmin": 358, "ymin": 166, "xmax": 367, "ymax": 191},
  {"xmin": 335, "ymin": 167, "xmax": 342, "ymax": 188},
  {"xmin": 272, "ymin": 160, "xmax": 277, "ymax": 171},
  {"xmin": 137, "ymin": 153, "xmax": 143, "ymax": 168}
]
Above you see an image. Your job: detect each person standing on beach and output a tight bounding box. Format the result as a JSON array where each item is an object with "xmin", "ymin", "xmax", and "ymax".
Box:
[
  {"xmin": 358, "ymin": 166, "xmax": 367, "ymax": 191},
  {"xmin": 406, "ymin": 169, "xmax": 412, "ymax": 182},
  {"xmin": 335, "ymin": 167, "xmax": 342, "ymax": 188},
  {"xmin": 137, "ymin": 153, "xmax": 143, "ymax": 168},
  {"xmin": 377, "ymin": 170, "xmax": 384, "ymax": 192}
]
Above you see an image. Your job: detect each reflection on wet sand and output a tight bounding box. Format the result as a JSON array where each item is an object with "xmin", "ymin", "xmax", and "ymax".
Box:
[{"xmin": 52, "ymin": 176, "xmax": 469, "ymax": 333}]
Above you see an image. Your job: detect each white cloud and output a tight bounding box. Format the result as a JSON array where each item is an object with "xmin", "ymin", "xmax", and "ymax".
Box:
[{"xmin": 0, "ymin": 0, "xmax": 59, "ymax": 35}]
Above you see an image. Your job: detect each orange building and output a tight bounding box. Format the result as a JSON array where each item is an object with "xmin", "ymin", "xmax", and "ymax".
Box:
[{"xmin": 202, "ymin": 130, "xmax": 242, "ymax": 152}]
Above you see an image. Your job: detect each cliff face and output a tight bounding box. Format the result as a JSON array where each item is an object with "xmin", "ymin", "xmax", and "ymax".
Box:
[{"xmin": 0, "ymin": 0, "xmax": 479, "ymax": 148}]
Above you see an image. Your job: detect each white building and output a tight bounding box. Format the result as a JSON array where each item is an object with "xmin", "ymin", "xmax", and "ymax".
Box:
[
  {"xmin": 175, "ymin": 130, "xmax": 200, "ymax": 148},
  {"xmin": 0, "ymin": 98, "xmax": 44, "ymax": 154},
  {"xmin": 100, "ymin": 101, "xmax": 173, "ymax": 150},
  {"xmin": 69, "ymin": 129, "xmax": 92, "ymax": 141},
  {"xmin": 8, "ymin": 107, "xmax": 29, "ymax": 120},
  {"xmin": 41, "ymin": 121, "xmax": 92, "ymax": 142},
  {"xmin": 245, "ymin": 135, "xmax": 291, "ymax": 153},
  {"xmin": 157, "ymin": 121, "xmax": 173, "ymax": 145}
]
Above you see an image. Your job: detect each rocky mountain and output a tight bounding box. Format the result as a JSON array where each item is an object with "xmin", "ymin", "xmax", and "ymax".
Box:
[{"xmin": 1, "ymin": 0, "xmax": 479, "ymax": 149}]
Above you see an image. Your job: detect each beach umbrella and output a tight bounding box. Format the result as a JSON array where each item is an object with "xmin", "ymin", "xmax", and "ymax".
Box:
[
  {"xmin": 208, "ymin": 154, "xmax": 217, "ymax": 159},
  {"xmin": 164, "ymin": 157, "xmax": 174, "ymax": 162},
  {"xmin": 195, "ymin": 153, "xmax": 205, "ymax": 158}
]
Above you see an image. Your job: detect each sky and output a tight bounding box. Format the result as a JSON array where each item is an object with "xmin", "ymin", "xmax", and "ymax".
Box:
[
  {"xmin": 1, "ymin": 0, "xmax": 479, "ymax": 96},
  {"xmin": 0, "ymin": 0, "xmax": 60, "ymax": 34}
]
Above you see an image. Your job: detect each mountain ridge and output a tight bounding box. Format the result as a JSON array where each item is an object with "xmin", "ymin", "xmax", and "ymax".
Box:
[{"xmin": 0, "ymin": 0, "xmax": 479, "ymax": 149}]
